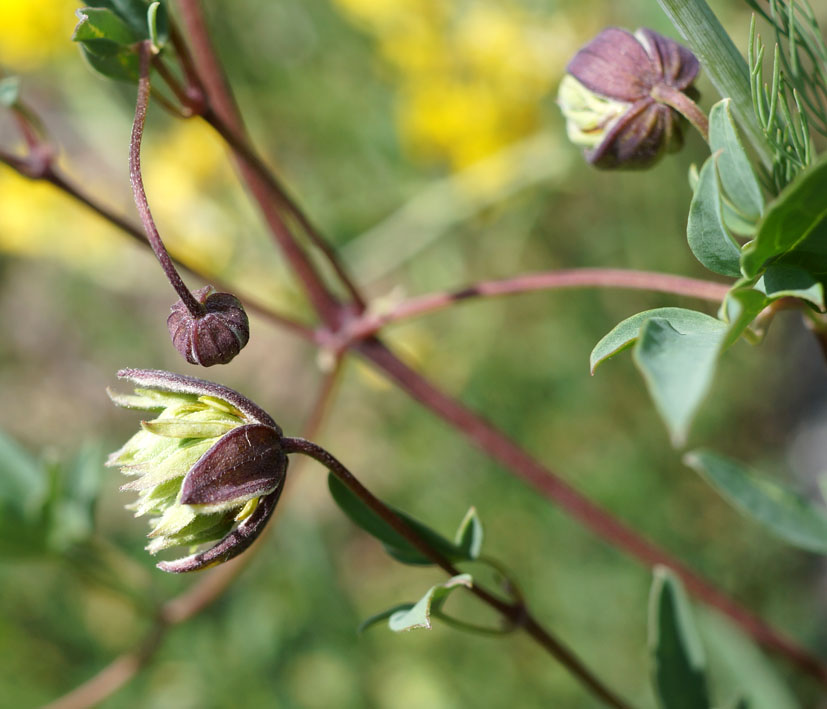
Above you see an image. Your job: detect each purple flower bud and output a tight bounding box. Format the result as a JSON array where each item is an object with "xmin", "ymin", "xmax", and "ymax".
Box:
[
  {"xmin": 168, "ymin": 286, "xmax": 250, "ymax": 367},
  {"xmin": 558, "ymin": 27, "xmax": 700, "ymax": 169}
]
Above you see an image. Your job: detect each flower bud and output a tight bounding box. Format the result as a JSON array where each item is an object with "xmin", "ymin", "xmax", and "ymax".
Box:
[
  {"xmin": 168, "ymin": 286, "xmax": 250, "ymax": 367},
  {"xmin": 558, "ymin": 27, "xmax": 700, "ymax": 169},
  {"xmin": 108, "ymin": 368, "xmax": 284, "ymax": 572}
]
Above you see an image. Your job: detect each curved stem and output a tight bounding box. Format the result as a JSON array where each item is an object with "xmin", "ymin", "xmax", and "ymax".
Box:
[
  {"xmin": 345, "ymin": 269, "xmax": 730, "ymax": 342},
  {"xmin": 651, "ymin": 83, "xmax": 710, "ymax": 140},
  {"xmin": 130, "ymin": 41, "xmax": 204, "ymax": 317},
  {"xmin": 280, "ymin": 436, "xmax": 634, "ymax": 709}
]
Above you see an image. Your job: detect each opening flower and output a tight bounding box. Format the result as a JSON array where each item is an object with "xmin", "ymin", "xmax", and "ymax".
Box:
[
  {"xmin": 558, "ymin": 27, "xmax": 701, "ymax": 169},
  {"xmin": 107, "ymin": 369, "xmax": 286, "ymax": 572}
]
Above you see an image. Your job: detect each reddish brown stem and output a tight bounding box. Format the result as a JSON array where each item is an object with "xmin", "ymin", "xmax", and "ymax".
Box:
[
  {"xmin": 356, "ymin": 337, "xmax": 827, "ymax": 686},
  {"xmin": 345, "ymin": 269, "xmax": 730, "ymax": 341},
  {"xmin": 200, "ymin": 106, "xmax": 367, "ymax": 311},
  {"xmin": 174, "ymin": 0, "xmax": 344, "ymax": 326}
]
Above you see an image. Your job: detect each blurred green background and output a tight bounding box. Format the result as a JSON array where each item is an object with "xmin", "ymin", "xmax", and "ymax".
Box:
[{"xmin": 1, "ymin": 0, "xmax": 826, "ymax": 707}]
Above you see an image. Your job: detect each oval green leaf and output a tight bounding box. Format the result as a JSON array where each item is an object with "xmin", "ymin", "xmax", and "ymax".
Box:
[
  {"xmin": 741, "ymin": 154, "xmax": 827, "ymax": 277},
  {"xmin": 709, "ymin": 99, "xmax": 764, "ymax": 222},
  {"xmin": 590, "ymin": 307, "xmax": 725, "ymax": 375},
  {"xmin": 685, "ymin": 450, "xmax": 827, "ymax": 553},
  {"xmin": 649, "ymin": 567, "xmax": 711, "ymax": 709},
  {"xmin": 687, "ymin": 153, "xmax": 743, "ymax": 277},
  {"xmin": 388, "ymin": 574, "xmax": 473, "ymax": 632},
  {"xmin": 633, "ymin": 318, "xmax": 727, "ymax": 447}
]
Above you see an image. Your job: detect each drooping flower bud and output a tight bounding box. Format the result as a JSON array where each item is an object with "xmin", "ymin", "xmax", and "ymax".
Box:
[
  {"xmin": 167, "ymin": 286, "xmax": 250, "ymax": 367},
  {"xmin": 558, "ymin": 27, "xmax": 701, "ymax": 169},
  {"xmin": 107, "ymin": 368, "xmax": 285, "ymax": 572}
]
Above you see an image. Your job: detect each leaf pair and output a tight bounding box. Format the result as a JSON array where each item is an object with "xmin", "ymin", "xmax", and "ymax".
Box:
[
  {"xmin": 328, "ymin": 473, "xmax": 485, "ymax": 633},
  {"xmin": 73, "ymin": 1, "xmax": 168, "ymax": 82},
  {"xmin": 328, "ymin": 473, "xmax": 483, "ymax": 566}
]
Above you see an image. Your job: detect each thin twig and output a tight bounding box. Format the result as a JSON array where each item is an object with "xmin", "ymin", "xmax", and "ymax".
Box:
[
  {"xmin": 130, "ymin": 41, "xmax": 204, "ymax": 317},
  {"xmin": 343, "ymin": 269, "xmax": 730, "ymax": 342},
  {"xmin": 281, "ymin": 436, "xmax": 635, "ymax": 709}
]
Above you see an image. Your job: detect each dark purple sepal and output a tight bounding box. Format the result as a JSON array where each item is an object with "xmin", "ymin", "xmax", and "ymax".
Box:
[
  {"xmin": 180, "ymin": 423, "xmax": 286, "ymax": 505},
  {"xmin": 636, "ymin": 28, "xmax": 699, "ymax": 91},
  {"xmin": 117, "ymin": 368, "xmax": 280, "ymax": 431},
  {"xmin": 567, "ymin": 27, "xmax": 655, "ymax": 102},
  {"xmin": 589, "ymin": 100, "xmax": 674, "ymax": 170},
  {"xmin": 157, "ymin": 485, "xmax": 283, "ymax": 573},
  {"xmin": 168, "ymin": 285, "xmax": 250, "ymax": 367}
]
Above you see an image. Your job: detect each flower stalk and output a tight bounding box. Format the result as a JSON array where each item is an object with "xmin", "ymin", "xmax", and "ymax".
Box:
[{"xmin": 130, "ymin": 41, "xmax": 204, "ymax": 318}]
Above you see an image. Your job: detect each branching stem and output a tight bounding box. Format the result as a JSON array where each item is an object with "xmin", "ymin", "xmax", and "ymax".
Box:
[{"xmin": 340, "ymin": 269, "xmax": 729, "ymax": 344}]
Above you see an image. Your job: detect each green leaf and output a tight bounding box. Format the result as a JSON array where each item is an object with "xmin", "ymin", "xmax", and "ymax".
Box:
[
  {"xmin": 649, "ymin": 567, "xmax": 711, "ymax": 709},
  {"xmin": 687, "ymin": 153, "xmax": 742, "ymax": 277},
  {"xmin": 84, "ymin": 0, "xmax": 167, "ymax": 41},
  {"xmin": 454, "ymin": 507, "xmax": 483, "ymax": 560},
  {"xmin": 78, "ymin": 43, "xmax": 140, "ymax": 82},
  {"xmin": 590, "ymin": 307, "xmax": 725, "ymax": 374},
  {"xmin": 708, "ymin": 99, "xmax": 764, "ymax": 222},
  {"xmin": 388, "ymin": 574, "xmax": 473, "ymax": 632},
  {"xmin": 73, "ymin": 7, "xmax": 139, "ymax": 46},
  {"xmin": 147, "ymin": 2, "xmax": 161, "ymax": 49},
  {"xmin": 327, "ymin": 473, "xmax": 472, "ymax": 566},
  {"xmin": 0, "ymin": 430, "xmax": 50, "ymax": 555},
  {"xmin": 741, "ymin": 154, "xmax": 827, "ymax": 277},
  {"xmin": 46, "ymin": 443, "xmax": 105, "ymax": 551},
  {"xmin": 685, "ymin": 450, "xmax": 827, "ymax": 553},
  {"xmin": 0, "ymin": 76, "xmax": 20, "ymax": 108},
  {"xmin": 755, "ymin": 264, "xmax": 825, "ymax": 309},
  {"xmin": 719, "ymin": 287, "xmax": 768, "ymax": 349},
  {"xmin": 633, "ymin": 318, "xmax": 727, "ymax": 446},
  {"xmin": 689, "ymin": 165, "xmax": 757, "ymax": 237},
  {"xmin": 698, "ymin": 611, "xmax": 800, "ymax": 709},
  {"xmin": 358, "ymin": 604, "xmax": 414, "ymax": 634}
]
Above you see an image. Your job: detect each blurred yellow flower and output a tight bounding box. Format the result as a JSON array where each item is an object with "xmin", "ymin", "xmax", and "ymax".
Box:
[
  {"xmin": 0, "ymin": 0, "xmax": 77, "ymax": 69},
  {"xmin": 332, "ymin": 0, "xmax": 578, "ymax": 173}
]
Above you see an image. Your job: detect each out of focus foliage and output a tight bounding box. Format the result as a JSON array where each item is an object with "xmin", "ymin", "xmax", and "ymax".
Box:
[{"xmin": 1, "ymin": 0, "xmax": 826, "ymax": 707}]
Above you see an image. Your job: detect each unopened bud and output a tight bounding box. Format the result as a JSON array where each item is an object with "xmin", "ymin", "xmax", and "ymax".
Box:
[
  {"xmin": 558, "ymin": 27, "xmax": 700, "ymax": 169},
  {"xmin": 108, "ymin": 368, "xmax": 284, "ymax": 572},
  {"xmin": 168, "ymin": 286, "xmax": 250, "ymax": 367}
]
